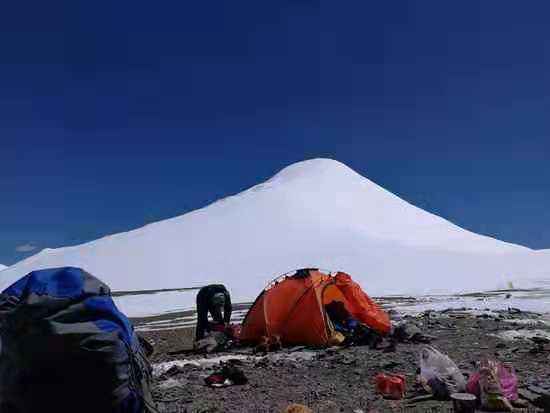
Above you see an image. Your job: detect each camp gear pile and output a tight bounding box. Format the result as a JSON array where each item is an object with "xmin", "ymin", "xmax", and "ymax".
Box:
[{"xmin": 0, "ymin": 267, "xmax": 155, "ymax": 413}]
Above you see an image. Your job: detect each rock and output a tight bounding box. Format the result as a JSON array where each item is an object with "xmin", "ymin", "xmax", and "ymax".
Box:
[
  {"xmin": 339, "ymin": 358, "xmax": 356, "ymax": 366},
  {"xmin": 532, "ymin": 336, "xmax": 550, "ymax": 345},
  {"xmin": 159, "ymin": 364, "xmax": 194, "ymax": 380},
  {"xmin": 406, "ymin": 394, "xmax": 433, "ymax": 403},
  {"xmin": 393, "ymin": 322, "xmax": 422, "ymax": 342},
  {"xmin": 311, "ymin": 400, "xmax": 339, "ymax": 413},
  {"xmin": 382, "ymin": 361, "xmax": 400, "ymax": 369},
  {"xmin": 284, "ymin": 403, "xmax": 313, "ymax": 413},
  {"xmin": 382, "ymin": 341, "xmax": 397, "ymax": 353},
  {"xmin": 536, "ymin": 394, "xmax": 550, "ymax": 411},
  {"xmin": 528, "ymin": 385, "xmax": 549, "ymax": 395},
  {"xmin": 511, "ymin": 398, "xmax": 529, "ymax": 408},
  {"xmin": 519, "ymin": 388, "xmax": 550, "ymax": 410}
]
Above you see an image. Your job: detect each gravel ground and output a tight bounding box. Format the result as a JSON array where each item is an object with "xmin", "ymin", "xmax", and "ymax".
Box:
[{"xmin": 135, "ymin": 309, "xmax": 550, "ymax": 413}]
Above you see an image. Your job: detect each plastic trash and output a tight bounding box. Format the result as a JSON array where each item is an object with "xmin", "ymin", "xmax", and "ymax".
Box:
[
  {"xmin": 374, "ymin": 372, "xmax": 406, "ymax": 399},
  {"xmin": 204, "ymin": 364, "xmax": 248, "ymax": 388},
  {"xmin": 466, "ymin": 358, "xmax": 518, "ymax": 410},
  {"xmin": 419, "ymin": 346, "xmax": 466, "ymax": 396},
  {"xmin": 195, "ymin": 331, "xmax": 228, "ymax": 353},
  {"xmin": 451, "ymin": 393, "xmax": 477, "ymax": 413},
  {"xmin": 478, "ymin": 358, "xmax": 514, "ymax": 411},
  {"xmin": 498, "ymin": 363, "xmax": 519, "ymax": 401},
  {"xmin": 226, "ymin": 323, "xmax": 242, "ymax": 340}
]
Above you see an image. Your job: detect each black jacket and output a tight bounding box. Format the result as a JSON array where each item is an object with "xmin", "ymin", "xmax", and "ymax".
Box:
[{"xmin": 195, "ymin": 284, "xmax": 232, "ymax": 340}]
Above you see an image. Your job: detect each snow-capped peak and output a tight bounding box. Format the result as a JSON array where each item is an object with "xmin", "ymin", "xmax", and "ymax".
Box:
[{"xmin": 0, "ymin": 159, "xmax": 547, "ymax": 299}]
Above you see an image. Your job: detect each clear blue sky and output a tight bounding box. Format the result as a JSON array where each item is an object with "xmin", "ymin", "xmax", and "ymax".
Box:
[{"xmin": 1, "ymin": 1, "xmax": 549, "ymax": 265}]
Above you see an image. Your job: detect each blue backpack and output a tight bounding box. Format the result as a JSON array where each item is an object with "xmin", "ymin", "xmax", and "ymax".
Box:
[{"xmin": 0, "ymin": 267, "xmax": 156, "ymax": 413}]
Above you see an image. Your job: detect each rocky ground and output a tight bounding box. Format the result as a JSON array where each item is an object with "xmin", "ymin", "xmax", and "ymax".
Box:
[{"xmin": 135, "ymin": 309, "xmax": 550, "ymax": 413}]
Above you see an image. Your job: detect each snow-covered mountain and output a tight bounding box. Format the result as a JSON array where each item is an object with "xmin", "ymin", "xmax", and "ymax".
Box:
[
  {"xmin": 0, "ymin": 264, "xmax": 7, "ymax": 272},
  {"xmin": 1, "ymin": 159, "xmax": 548, "ymax": 302}
]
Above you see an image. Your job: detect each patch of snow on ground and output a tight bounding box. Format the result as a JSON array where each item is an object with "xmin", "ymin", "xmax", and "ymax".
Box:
[
  {"xmin": 391, "ymin": 292, "xmax": 550, "ymax": 316},
  {"xmin": 153, "ymin": 350, "xmax": 318, "ymax": 378},
  {"xmin": 153, "ymin": 355, "xmax": 252, "ymax": 377},
  {"xmin": 491, "ymin": 329, "xmax": 550, "ymax": 341},
  {"xmin": 502, "ymin": 318, "xmax": 548, "ymax": 326},
  {"xmin": 157, "ymin": 378, "xmax": 187, "ymax": 389}
]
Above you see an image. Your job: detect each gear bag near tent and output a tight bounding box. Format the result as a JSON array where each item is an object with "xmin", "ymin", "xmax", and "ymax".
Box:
[
  {"xmin": 240, "ymin": 269, "xmax": 391, "ymax": 347},
  {"xmin": 0, "ymin": 267, "xmax": 155, "ymax": 413}
]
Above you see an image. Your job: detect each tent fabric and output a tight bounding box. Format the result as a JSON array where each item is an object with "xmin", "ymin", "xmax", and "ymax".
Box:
[
  {"xmin": 240, "ymin": 269, "xmax": 390, "ymax": 347},
  {"xmin": 333, "ymin": 272, "xmax": 391, "ymax": 336}
]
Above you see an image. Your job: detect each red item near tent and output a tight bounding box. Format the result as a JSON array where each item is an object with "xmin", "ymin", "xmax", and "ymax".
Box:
[
  {"xmin": 374, "ymin": 373, "xmax": 406, "ymax": 399},
  {"xmin": 226, "ymin": 324, "xmax": 242, "ymax": 340}
]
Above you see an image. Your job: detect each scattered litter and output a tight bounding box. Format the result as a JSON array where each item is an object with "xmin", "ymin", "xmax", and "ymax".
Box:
[
  {"xmin": 374, "ymin": 372, "xmax": 406, "ymax": 399},
  {"xmin": 194, "ymin": 331, "xmax": 229, "ymax": 353},
  {"xmin": 419, "ymin": 345, "xmax": 466, "ymax": 399},
  {"xmin": 204, "ymin": 363, "xmax": 248, "ymax": 388},
  {"xmin": 153, "ymin": 350, "xmax": 318, "ymax": 378},
  {"xmin": 476, "ymin": 358, "xmax": 515, "ymax": 411},
  {"xmin": 467, "ymin": 358, "xmax": 518, "ymax": 404},
  {"xmin": 450, "ymin": 392, "xmax": 476, "ymax": 413}
]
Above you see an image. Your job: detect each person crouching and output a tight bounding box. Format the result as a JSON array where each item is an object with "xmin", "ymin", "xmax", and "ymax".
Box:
[{"xmin": 195, "ymin": 284, "xmax": 232, "ymax": 342}]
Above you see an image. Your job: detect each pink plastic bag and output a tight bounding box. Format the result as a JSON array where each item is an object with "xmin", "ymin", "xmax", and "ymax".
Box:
[
  {"xmin": 498, "ymin": 363, "xmax": 518, "ymax": 401},
  {"xmin": 466, "ymin": 360, "xmax": 518, "ymax": 402}
]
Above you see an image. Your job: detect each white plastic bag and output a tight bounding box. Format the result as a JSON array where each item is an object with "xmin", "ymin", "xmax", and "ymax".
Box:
[{"xmin": 419, "ymin": 345, "xmax": 466, "ymax": 394}]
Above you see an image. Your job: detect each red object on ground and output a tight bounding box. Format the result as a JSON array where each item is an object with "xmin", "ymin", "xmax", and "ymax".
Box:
[
  {"xmin": 227, "ymin": 324, "xmax": 242, "ymax": 339},
  {"xmin": 204, "ymin": 374, "xmax": 225, "ymax": 386},
  {"xmin": 374, "ymin": 373, "xmax": 406, "ymax": 399}
]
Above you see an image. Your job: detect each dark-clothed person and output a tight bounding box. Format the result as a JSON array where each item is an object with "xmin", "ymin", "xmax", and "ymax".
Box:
[{"xmin": 195, "ymin": 284, "xmax": 232, "ymax": 341}]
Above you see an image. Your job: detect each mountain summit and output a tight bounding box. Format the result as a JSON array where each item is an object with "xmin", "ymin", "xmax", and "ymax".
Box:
[
  {"xmin": 0, "ymin": 159, "xmax": 547, "ymax": 299},
  {"xmin": 247, "ymin": 159, "xmax": 527, "ymax": 254}
]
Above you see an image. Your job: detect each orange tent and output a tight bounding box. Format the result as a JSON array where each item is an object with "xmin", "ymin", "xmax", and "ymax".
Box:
[{"xmin": 240, "ymin": 269, "xmax": 391, "ymax": 347}]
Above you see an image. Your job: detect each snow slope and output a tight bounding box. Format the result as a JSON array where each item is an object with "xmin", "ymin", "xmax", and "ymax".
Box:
[
  {"xmin": 0, "ymin": 264, "xmax": 7, "ymax": 272},
  {"xmin": 1, "ymin": 159, "xmax": 548, "ymax": 303}
]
